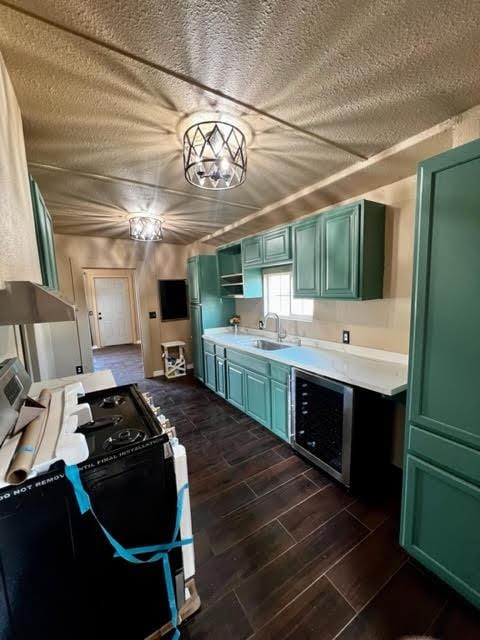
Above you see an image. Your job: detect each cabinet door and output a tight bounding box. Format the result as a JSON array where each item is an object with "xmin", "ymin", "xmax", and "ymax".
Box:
[
  {"xmin": 245, "ymin": 370, "xmax": 271, "ymax": 427},
  {"xmin": 190, "ymin": 305, "xmax": 204, "ymax": 381},
  {"xmin": 408, "ymin": 141, "xmax": 480, "ymax": 450},
  {"xmin": 187, "ymin": 258, "xmax": 200, "ymax": 304},
  {"xmin": 401, "ymin": 139, "xmax": 480, "ymax": 608},
  {"xmin": 30, "ymin": 178, "xmax": 59, "ymax": 289},
  {"xmin": 263, "ymin": 227, "xmax": 291, "ymax": 265},
  {"xmin": 321, "ymin": 205, "xmax": 359, "ymax": 299},
  {"xmin": 226, "ymin": 362, "xmax": 244, "ymax": 410},
  {"xmin": 204, "ymin": 351, "xmax": 216, "ymax": 391},
  {"xmin": 401, "ymin": 454, "xmax": 480, "ymax": 608},
  {"xmin": 242, "ymin": 236, "xmax": 263, "ymax": 267},
  {"xmin": 292, "ymin": 218, "xmax": 321, "ymax": 297},
  {"xmin": 271, "ymin": 380, "xmax": 289, "ymax": 441},
  {"xmin": 216, "ymin": 357, "xmax": 226, "ymax": 398}
]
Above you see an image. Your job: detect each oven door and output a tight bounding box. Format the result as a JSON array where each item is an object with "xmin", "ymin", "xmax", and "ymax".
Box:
[{"xmin": 292, "ymin": 368, "xmax": 354, "ymax": 487}]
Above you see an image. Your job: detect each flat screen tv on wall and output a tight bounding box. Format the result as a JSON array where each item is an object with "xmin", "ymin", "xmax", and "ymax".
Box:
[{"xmin": 158, "ymin": 279, "xmax": 188, "ymax": 321}]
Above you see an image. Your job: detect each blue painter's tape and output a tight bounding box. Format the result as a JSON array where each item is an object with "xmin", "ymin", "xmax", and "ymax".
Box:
[{"xmin": 65, "ymin": 464, "xmax": 191, "ymax": 637}]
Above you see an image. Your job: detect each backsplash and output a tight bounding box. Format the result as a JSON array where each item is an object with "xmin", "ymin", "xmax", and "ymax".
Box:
[{"xmin": 235, "ymin": 175, "xmax": 415, "ymax": 354}]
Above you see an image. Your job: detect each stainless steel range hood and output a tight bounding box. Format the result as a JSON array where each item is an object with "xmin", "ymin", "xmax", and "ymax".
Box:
[{"xmin": 0, "ymin": 281, "xmax": 76, "ymax": 325}]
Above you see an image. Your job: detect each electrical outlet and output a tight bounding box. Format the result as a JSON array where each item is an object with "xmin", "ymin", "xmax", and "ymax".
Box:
[
  {"xmin": 342, "ymin": 330, "xmax": 350, "ymax": 344},
  {"xmin": 76, "ymin": 365, "xmax": 84, "ymax": 374},
  {"xmin": 149, "ymin": 311, "xmax": 157, "ymax": 319}
]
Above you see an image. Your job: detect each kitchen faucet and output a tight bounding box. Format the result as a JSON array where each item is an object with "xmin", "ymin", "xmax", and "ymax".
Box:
[{"xmin": 263, "ymin": 312, "xmax": 287, "ymax": 342}]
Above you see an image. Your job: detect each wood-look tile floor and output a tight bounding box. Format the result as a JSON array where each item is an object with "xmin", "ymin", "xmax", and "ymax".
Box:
[
  {"xmin": 135, "ymin": 374, "xmax": 480, "ymax": 640},
  {"xmin": 93, "ymin": 343, "xmax": 144, "ymax": 385}
]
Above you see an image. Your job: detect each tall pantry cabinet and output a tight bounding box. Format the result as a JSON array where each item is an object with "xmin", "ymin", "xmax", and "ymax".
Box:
[
  {"xmin": 400, "ymin": 138, "xmax": 480, "ymax": 609},
  {"xmin": 187, "ymin": 255, "xmax": 234, "ymax": 382}
]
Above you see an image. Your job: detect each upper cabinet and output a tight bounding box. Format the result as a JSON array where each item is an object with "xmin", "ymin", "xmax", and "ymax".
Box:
[
  {"xmin": 217, "ymin": 242, "xmax": 262, "ymax": 299},
  {"xmin": 263, "ymin": 227, "xmax": 291, "ymax": 265},
  {"xmin": 242, "ymin": 236, "xmax": 263, "ymax": 267},
  {"xmin": 187, "ymin": 255, "xmax": 219, "ymax": 304},
  {"xmin": 292, "ymin": 217, "xmax": 321, "ymax": 298},
  {"xmin": 187, "ymin": 256, "xmax": 201, "ymax": 304},
  {"xmin": 293, "ymin": 200, "xmax": 385, "ymax": 301},
  {"xmin": 218, "ymin": 201, "xmax": 384, "ymax": 301},
  {"xmin": 241, "ymin": 226, "xmax": 292, "ymax": 269},
  {"xmin": 321, "ymin": 201, "xmax": 385, "ymax": 300},
  {"xmin": 30, "ymin": 177, "xmax": 59, "ymax": 290}
]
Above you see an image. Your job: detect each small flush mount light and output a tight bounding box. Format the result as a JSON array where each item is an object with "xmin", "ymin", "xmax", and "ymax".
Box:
[
  {"xmin": 129, "ymin": 215, "xmax": 164, "ymax": 241},
  {"xmin": 181, "ymin": 113, "xmax": 251, "ymax": 190}
]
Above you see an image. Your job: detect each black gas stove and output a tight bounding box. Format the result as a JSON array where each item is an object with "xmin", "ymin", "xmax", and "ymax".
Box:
[
  {"xmin": 78, "ymin": 383, "xmax": 163, "ymax": 457},
  {"xmin": 0, "ymin": 382, "xmax": 185, "ymax": 640}
]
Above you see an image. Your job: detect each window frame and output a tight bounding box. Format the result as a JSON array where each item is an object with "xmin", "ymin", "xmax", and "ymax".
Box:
[{"xmin": 263, "ymin": 268, "xmax": 313, "ymax": 322}]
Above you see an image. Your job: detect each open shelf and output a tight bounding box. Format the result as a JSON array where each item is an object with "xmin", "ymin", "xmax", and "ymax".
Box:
[{"xmin": 216, "ymin": 241, "xmax": 263, "ymax": 299}]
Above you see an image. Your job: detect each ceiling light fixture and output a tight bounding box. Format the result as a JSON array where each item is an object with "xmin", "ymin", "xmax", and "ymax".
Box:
[
  {"xmin": 129, "ymin": 215, "xmax": 164, "ymax": 241},
  {"xmin": 183, "ymin": 118, "xmax": 248, "ymax": 190}
]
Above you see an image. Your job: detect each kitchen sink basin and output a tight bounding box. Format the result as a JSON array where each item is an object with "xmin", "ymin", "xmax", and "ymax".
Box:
[{"xmin": 250, "ymin": 339, "xmax": 291, "ymax": 351}]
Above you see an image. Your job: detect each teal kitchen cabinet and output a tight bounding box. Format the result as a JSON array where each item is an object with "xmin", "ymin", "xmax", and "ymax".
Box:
[
  {"xmin": 262, "ymin": 226, "xmax": 291, "ymax": 265},
  {"xmin": 402, "ymin": 455, "xmax": 480, "ymax": 607},
  {"xmin": 241, "ymin": 226, "xmax": 292, "ymax": 268},
  {"xmin": 320, "ymin": 201, "xmax": 385, "ymax": 300},
  {"xmin": 226, "ymin": 362, "xmax": 245, "ymax": 410},
  {"xmin": 292, "ymin": 217, "xmax": 321, "ymax": 297},
  {"xmin": 320, "ymin": 204, "xmax": 359, "ymax": 299},
  {"xmin": 270, "ymin": 379, "xmax": 289, "ymax": 441},
  {"xmin": 190, "ymin": 304, "xmax": 204, "ymax": 381},
  {"xmin": 187, "ymin": 255, "xmax": 220, "ymax": 304},
  {"xmin": 189, "ymin": 255, "xmax": 234, "ymax": 382},
  {"xmin": 400, "ymin": 138, "xmax": 480, "ymax": 609},
  {"xmin": 242, "ymin": 235, "xmax": 263, "ymax": 267},
  {"xmin": 204, "ymin": 348, "xmax": 216, "ymax": 392},
  {"xmin": 187, "ymin": 257, "xmax": 200, "ymax": 304},
  {"xmin": 217, "ymin": 242, "xmax": 263, "ymax": 299},
  {"xmin": 30, "ymin": 177, "xmax": 59, "ymax": 290},
  {"xmin": 244, "ymin": 370, "xmax": 271, "ymax": 427},
  {"xmin": 216, "ymin": 357, "xmax": 226, "ymax": 398}
]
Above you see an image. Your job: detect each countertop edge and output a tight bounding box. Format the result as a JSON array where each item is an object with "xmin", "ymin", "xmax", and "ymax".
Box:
[{"xmin": 202, "ymin": 333, "xmax": 408, "ymax": 397}]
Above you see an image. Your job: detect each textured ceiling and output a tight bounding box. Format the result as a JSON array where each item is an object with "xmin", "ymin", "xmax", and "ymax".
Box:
[{"xmin": 1, "ymin": 0, "xmax": 480, "ymax": 242}]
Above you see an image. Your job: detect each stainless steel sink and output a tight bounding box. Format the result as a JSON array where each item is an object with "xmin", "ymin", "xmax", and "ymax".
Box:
[{"xmin": 250, "ymin": 339, "xmax": 291, "ymax": 351}]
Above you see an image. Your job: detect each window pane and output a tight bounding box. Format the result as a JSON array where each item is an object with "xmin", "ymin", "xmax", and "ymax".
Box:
[{"xmin": 264, "ymin": 271, "xmax": 313, "ymax": 320}]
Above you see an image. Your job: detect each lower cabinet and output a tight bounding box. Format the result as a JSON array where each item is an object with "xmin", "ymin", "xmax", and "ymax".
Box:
[
  {"xmin": 216, "ymin": 357, "xmax": 226, "ymax": 398},
  {"xmin": 214, "ymin": 348, "xmax": 291, "ymax": 442},
  {"xmin": 270, "ymin": 380, "xmax": 289, "ymax": 441},
  {"xmin": 226, "ymin": 362, "xmax": 245, "ymax": 410},
  {"xmin": 244, "ymin": 370, "xmax": 270, "ymax": 427},
  {"xmin": 204, "ymin": 351, "xmax": 216, "ymax": 391},
  {"xmin": 401, "ymin": 454, "xmax": 480, "ymax": 607}
]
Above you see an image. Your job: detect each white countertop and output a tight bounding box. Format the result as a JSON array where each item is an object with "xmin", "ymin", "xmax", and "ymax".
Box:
[
  {"xmin": 30, "ymin": 369, "xmax": 116, "ymax": 396},
  {"xmin": 203, "ymin": 331, "xmax": 408, "ymax": 396}
]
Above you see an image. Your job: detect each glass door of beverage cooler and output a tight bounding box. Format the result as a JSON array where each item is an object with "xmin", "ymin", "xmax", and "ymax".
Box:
[{"xmin": 292, "ymin": 369, "xmax": 354, "ymax": 487}]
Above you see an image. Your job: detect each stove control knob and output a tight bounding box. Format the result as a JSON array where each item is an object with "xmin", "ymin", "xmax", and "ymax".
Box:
[{"xmin": 142, "ymin": 392, "xmax": 154, "ymax": 406}]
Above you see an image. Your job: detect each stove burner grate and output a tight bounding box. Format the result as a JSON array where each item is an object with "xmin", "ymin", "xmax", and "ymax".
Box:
[
  {"xmin": 81, "ymin": 415, "xmax": 123, "ymax": 432},
  {"xmin": 103, "ymin": 428, "xmax": 146, "ymax": 451},
  {"xmin": 99, "ymin": 395, "xmax": 126, "ymax": 408}
]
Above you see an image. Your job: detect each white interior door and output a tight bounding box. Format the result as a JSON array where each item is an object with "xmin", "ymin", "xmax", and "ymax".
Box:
[{"xmin": 94, "ymin": 277, "xmax": 133, "ymax": 347}]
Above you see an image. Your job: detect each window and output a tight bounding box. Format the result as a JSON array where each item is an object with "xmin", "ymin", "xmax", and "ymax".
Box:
[{"xmin": 263, "ymin": 270, "xmax": 314, "ymax": 320}]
